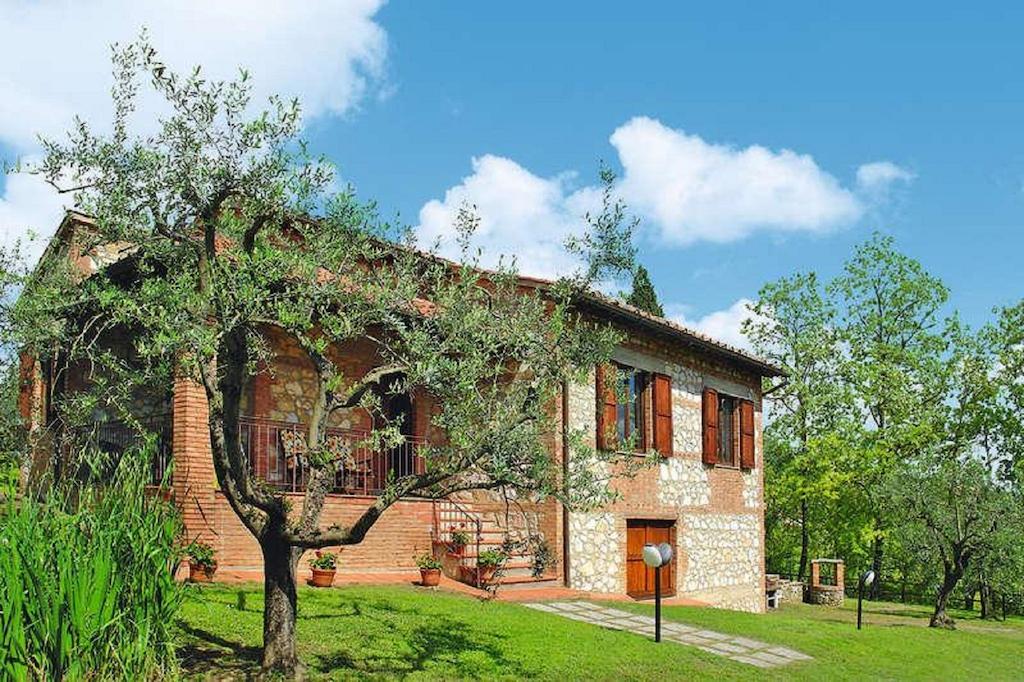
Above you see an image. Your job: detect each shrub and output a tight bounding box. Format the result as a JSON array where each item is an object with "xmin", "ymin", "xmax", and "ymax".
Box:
[
  {"xmin": 309, "ymin": 551, "xmax": 338, "ymax": 570},
  {"xmin": 0, "ymin": 445, "xmax": 182, "ymax": 680},
  {"xmin": 415, "ymin": 553, "xmax": 442, "ymax": 570},
  {"xmin": 449, "ymin": 528, "xmax": 471, "ymax": 550},
  {"xmin": 185, "ymin": 540, "xmax": 217, "ymax": 569},
  {"xmin": 477, "ymin": 549, "xmax": 507, "ymax": 569}
]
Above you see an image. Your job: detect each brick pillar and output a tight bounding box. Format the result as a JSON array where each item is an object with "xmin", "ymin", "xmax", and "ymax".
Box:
[
  {"xmin": 17, "ymin": 353, "xmax": 47, "ymax": 490},
  {"xmin": 811, "ymin": 561, "xmax": 821, "ymax": 588},
  {"xmin": 836, "ymin": 561, "xmax": 845, "ymax": 591},
  {"xmin": 172, "ymin": 377, "xmax": 217, "ymax": 545}
]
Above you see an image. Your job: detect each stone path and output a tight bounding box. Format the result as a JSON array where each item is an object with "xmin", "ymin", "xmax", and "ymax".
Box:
[{"xmin": 524, "ymin": 601, "xmax": 812, "ymax": 669}]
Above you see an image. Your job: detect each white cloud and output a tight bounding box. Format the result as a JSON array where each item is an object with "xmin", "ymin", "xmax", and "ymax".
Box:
[
  {"xmin": 611, "ymin": 117, "xmax": 863, "ymax": 245},
  {"xmin": 416, "ymin": 155, "xmax": 594, "ymax": 279},
  {"xmin": 0, "ymin": 169, "xmax": 69, "ymax": 267},
  {"xmin": 0, "ymin": 0, "xmax": 388, "ymax": 260},
  {"xmin": 0, "ymin": 0, "xmax": 388, "ymax": 151},
  {"xmin": 416, "ymin": 117, "xmax": 909, "ymax": 280},
  {"xmin": 666, "ymin": 298, "xmax": 760, "ymax": 352},
  {"xmin": 856, "ymin": 161, "xmax": 915, "ymax": 192}
]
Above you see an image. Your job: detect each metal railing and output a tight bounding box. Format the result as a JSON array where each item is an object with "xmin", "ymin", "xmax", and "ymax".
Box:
[
  {"xmin": 238, "ymin": 415, "xmax": 426, "ymax": 496},
  {"xmin": 432, "ymin": 498, "xmax": 483, "ymax": 586},
  {"xmin": 73, "ymin": 415, "xmax": 173, "ymax": 485}
]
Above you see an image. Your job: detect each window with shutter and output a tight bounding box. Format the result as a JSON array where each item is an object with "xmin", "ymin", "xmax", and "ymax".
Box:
[
  {"xmin": 652, "ymin": 373, "xmax": 673, "ymax": 456},
  {"xmin": 739, "ymin": 399, "xmax": 755, "ymax": 469},
  {"xmin": 597, "ymin": 362, "xmax": 651, "ymax": 452},
  {"xmin": 701, "ymin": 387, "xmax": 718, "ymax": 465}
]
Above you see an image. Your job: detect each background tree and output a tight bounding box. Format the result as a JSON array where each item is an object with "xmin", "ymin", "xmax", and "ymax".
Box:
[
  {"xmin": 829, "ymin": 233, "xmax": 951, "ymax": 597},
  {"xmin": 893, "ymin": 324, "xmax": 1016, "ymax": 628},
  {"xmin": 745, "ymin": 272, "xmax": 856, "ymax": 579},
  {"xmin": 21, "ymin": 37, "xmax": 636, "ymax": 674},
  {"xmin": 625, "ymin": 264, "xmax": 663, "ymax": 316}
]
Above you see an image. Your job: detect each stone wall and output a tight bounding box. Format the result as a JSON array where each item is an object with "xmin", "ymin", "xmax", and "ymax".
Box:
[
  {"xmin": 679, "ymin": 513, "xmax": 762, "ymax": 611},
  {"xmin": 567, "ymin": 511, "xmax": 623, "ymax": 593}
]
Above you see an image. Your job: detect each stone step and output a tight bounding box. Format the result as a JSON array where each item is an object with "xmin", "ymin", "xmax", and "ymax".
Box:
[{"xmin": 491, "ymin": 576, "xmax": 562, "ymax": 591}]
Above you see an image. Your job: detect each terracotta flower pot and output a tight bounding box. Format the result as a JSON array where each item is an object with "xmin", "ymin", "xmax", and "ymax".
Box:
[
  {"xmin": 448, "ymin": 543, "xmax": 466, "ymax": 557},
  {"xmin": 477, "ymin": 565, "xmax": 497, "ymax": 585},
  {"xmin": 419, "ymin": 567, "xmax": 441, "ymax": 587},
  {"xmin": 310, "ymin": 567, "xmax": 336, "ymax": 587},
  {"xmin": 189, "ymin": 561, "xmax": 217, "ymax": 583}
]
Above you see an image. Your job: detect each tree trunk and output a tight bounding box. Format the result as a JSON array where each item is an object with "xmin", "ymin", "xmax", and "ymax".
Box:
[
  {"xmin": 869, "ymin": 533, "xmax": 884, "ymax": 600},
  {"xmin": 931, "ymin": 559, "xmax": 966, "ymax": 629},
  {"xmin": 931, "ymin": 584, "xmax": 955, "ymax": 629},
  {"xmin": 261, "ymin": 538, "xmax": 302, "ymax": 674},
  {"xmin": 980, "ymin": 582, "xmax": 993, "ymax": 620},
  {"xmin": 797, "ymin": 499, "xmax": 809, "ymax": 581},
  {"xmin": 964, "ymin": 587, "xmax": 975, "ymax": 611}
]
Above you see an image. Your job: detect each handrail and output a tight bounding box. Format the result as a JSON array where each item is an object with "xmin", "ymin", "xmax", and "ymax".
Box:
[{"xmin": 432, "ymin": 497, "xmax": 484, "ymax": 586}]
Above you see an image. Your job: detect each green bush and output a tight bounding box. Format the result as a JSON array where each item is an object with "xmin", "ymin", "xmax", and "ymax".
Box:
[
  {"xmin": 185, "ymin": 540, "xmax": 217, "ymax": 569},
  {"xmin": 0, "ymin": 446, "xmax": 183, "ymax": 680}
]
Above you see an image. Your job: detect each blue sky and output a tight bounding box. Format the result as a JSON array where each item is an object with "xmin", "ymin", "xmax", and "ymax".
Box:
[{"xmin": 2, "ymin": 1, "xmax": 1022, "ymax": 347}]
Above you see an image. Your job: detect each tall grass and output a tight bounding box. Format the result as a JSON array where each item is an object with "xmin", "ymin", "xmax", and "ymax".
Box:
[{"xmin": 0, "ymin": 447, "xmax": 182, "ymax": 680}]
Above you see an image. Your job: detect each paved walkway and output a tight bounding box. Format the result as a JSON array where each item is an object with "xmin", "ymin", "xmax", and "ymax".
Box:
[{"xmin": 524, "ymin": 601, "xmax": 812, "ymax": 669}]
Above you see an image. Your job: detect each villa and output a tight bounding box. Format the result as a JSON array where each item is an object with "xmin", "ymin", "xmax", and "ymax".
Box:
[{"xmin": 20, "ymin": 210, "xmax": 782, "ymax": 613}]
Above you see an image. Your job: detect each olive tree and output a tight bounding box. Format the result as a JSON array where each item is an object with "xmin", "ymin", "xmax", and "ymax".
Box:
[{"xmin": 21, "ymin": 37, "xmax": 635, "ymax": 673}]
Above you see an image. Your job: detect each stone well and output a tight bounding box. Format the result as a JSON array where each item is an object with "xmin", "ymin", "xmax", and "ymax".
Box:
[{"xmin": 806, "ymin": 558, "xmax": 845, "ymax": 606}]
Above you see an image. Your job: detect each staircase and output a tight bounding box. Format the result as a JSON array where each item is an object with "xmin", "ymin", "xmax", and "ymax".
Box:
[{"xmin": 432, "ymin": 499, "xmax": 560, "ymax": 591}]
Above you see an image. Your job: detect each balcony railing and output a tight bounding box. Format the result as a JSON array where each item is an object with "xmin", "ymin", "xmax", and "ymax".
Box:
[
  {"xmin": 238, "ymin": 415, "xmax": 426, "ymax": 496},
  {"xmin": 74, "ymin": 415, "xmax": 173, "ymax": 485}
]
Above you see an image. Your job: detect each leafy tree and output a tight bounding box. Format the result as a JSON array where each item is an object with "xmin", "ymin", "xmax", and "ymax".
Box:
[
  {"xmin": 20, "ymin": 37, "xmax": 636, "ymax": 673},
  {"xmin": 625, "ymin": 264, "xmax": 663, "ymax": 317},
  {"xmin": 991, "ymin": 300, "xmax": 1024, "ymax": 482},
  {"xmin": 895, "ymin": 324, "xmax": 1018, "ymax": 627},
  {"xmin": 745, "ymin": 272, "xmax": 856, "ymax": 579},
  {"xmin": 829, "ymin": 233, "xmax": 951, "ymax": 597}
]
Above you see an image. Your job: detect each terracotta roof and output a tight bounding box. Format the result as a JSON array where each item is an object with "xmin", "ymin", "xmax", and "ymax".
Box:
[
  {"xmin": 53, "ymin": 210, "xmax": 783, "ymax": 378},
  {"xmin": 512, "ymin": 273, "xmax": 782, "ymax": 378}
]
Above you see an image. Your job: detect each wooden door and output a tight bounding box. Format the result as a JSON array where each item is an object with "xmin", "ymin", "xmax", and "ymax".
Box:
[{"xmin": 626, "ymin": 519, "xmax": 677, "ymax": 598}]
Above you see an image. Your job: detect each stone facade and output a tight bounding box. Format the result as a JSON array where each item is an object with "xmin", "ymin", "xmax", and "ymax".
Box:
[
  {"xmin": 562, "ymin": 327, "xmax": 768, "ymax": 613},
  {"xmin": 567, "ymin": 512, "xmax": 623, "ymax": 593},
  {"xmin": 679, "ymin": 513, "xmax": 763, "ymax": 611}
]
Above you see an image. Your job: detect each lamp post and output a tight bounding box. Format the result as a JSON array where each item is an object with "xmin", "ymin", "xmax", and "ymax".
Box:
[
  {"xmin": 857, "ymin": 569, "xmax": 876, "ymax": 630},
  {"xmin": 642, "ymin": 542, "xmax": 673, "ymax": 642}
]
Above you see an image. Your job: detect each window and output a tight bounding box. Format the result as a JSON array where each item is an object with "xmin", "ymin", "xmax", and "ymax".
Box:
[
  {"xmin": 615, "ymin": 365, "xmax": 648, "ymax": 450},
  {"xmin": 716, "ymin": 394, "xmax": 738, "ymax": 467},
  {"xmin": 702, "ymin": 387, "xmax": 755, "ymax": 468},
  {"xmin": 597, "ymin": 363, "xmax": 673, "ymax": 454}
]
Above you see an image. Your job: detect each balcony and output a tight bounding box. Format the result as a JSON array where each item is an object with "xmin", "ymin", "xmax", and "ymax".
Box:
[
  {"xmin": 75, "ymin": 415, "xmax": 173, "ymax": 485},
  {"xmin": 238, "ymin": 415, "xmax": 426, "ymax": 496}
]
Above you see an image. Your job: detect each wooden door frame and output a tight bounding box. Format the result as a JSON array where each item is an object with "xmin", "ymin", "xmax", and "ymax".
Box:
[{"xmin": 626, "ymin": 518, "xmax": 677, "ymax": 599}]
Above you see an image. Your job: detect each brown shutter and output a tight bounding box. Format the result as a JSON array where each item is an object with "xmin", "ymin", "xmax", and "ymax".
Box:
[
  {"xmin": 652, "ymin": 373, "xmax": 673, "ymax": 456},
  {"xmin": 740, "ymin": 399, "xmax": 756, "ymax": 469},
  {"xmin": 595, "ymin": 364, "xmax": 618, "ymax": 450},
  {"xmin": 701, "ymin": 387, "xmax": 718, "ymax": 465}
]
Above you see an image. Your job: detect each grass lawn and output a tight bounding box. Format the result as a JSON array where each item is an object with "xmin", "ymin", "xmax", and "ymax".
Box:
[{"xmin": 177, "ymin": 583, "xmax": 1024, "ymax": 680}]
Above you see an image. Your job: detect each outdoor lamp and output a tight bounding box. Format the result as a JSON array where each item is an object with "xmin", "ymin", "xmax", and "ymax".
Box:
[
  {"xmin": 642, "ymin": 542, "xmax": 673, "ymax": 643},
  {"xmin": 857, "ymin": 569, "xmax": 876, "ymax": 630}
]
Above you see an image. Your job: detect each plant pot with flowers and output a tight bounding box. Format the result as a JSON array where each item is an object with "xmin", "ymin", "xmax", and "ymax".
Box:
[
  {"xmin": 309, "ymin": 551, "xmax": 338, "ymax": 587},
  {"xmin": 448, "ymin": 527, "xmax": 470, "ymax": 557},
  {"xmin": 416, "ymin": 553, "xmax": 443, "ymax": 587},
  {"xmin": 476, "ymin": 548, "xmax": 506, "ymax": 585},
  {"xmin": 186, "ymin": 541, "xmax": 217, "ymax": 583}
]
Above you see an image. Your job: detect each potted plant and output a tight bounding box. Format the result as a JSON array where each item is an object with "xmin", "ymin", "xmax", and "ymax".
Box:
[
  {"xmin": 476, "ymin": 548, "xmax": 506, "ymax": 584},
  {"xmin": 309, "ymin": 551, "xmax": 338, "ymax": 587},
  {"xmin": 448, "ymin": 526, "xmax": 471, "ymax": 556},
  {"xmin": 186, "ymin": 540, "xmax": 217, "ymax": 583},
  {"xmin": 416, "ymin": 553, "xmax": 443, "ymax": 587}
]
